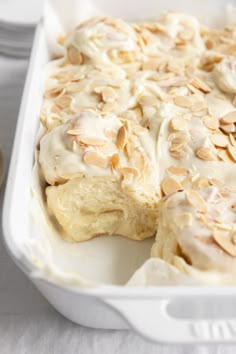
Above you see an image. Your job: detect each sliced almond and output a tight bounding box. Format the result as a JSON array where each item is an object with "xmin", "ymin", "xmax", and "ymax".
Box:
[
  {"xmin": 55, "ymin": 95, "xmax": 72, "ymax": 109},
  {"xmin": 179, "ymin": 28, "xmax": 194, "ymax": 41},
  {"xmin": 209, "ymin": 178, "xmax": 224, "ymax": 187},
  {"xmin": 139, "ymin": 95, "xmax": 157, "ymax": 106},
  {"xmin": 186, "ymin": 190, "xmax": 207, "ymax": 213},
  {"xmin": 142, "ymin": 59, "xmax": 160, "ymax": 71},
  {"xmin": 218, "ymin": 149, "xmax": 233, "ymax": 162},
  {"xmin": 170, "ymin": 117, "xmax": 187, "ymax": 131},
  {"xmin": 102, "ymin": 101, "xmax": 117, "ymax": 113},
  {"xmin": 174, "ymin": 212, "xmax": 193, "ymax": 229},
  {"xmin": 232, "ymin": 203, "xmax": 236, "ymax": 212},
  {"xmin": 211, "ymin": 134, "xmax": 229, "ymax": 148},
  {"xmin": 232, "ymin": 232, "xmax": 236, "ymax": 245},
  {"xmin": 99, "ymin": 142, "xmax": 117, "ymax": 155},
  {"xmin": 118, "ymin": 167, "xmax": 139, "ymax": 177},
  {"xmin": 101, "ymin": 87, "xmax": 117, "ymax": 103},
  {"xmin": 110, "ymin": 153, "xmax": 120, "ymax": 169},
  {"xmin": 191, "ymin": 101, "xmax": 206, "ymax": 112},
  {"xmin": 169, "ymin": 132, "xmax": 190, "ymax": 145},
  {"xmin": 220, "ymin": 123, "xmax": 235, "ymax": 134},
  {"xmin": 51, "ymin": 105, "xmax": 61, "ymax": 114},
  {"xmin": 220, "ymin": 111, "xmax": 236, "ymax": 124},
  {"xmin": 196, "ymin": 147, "xmax": 216, "ymax": 161},
  {"xmin": 229, "ymin": 134, "xmax": 236, "ymax": 146},
  {"xmin": 67, "ymin": 129, "xmax": 82, "ymax": 136},
  {"xmin": 227, "ymin": 145, "xmax": 236, "ymax": 162},
  {"xmin": 67, "ymin": 45, "xmax": 83, "ymax": 65},
  {"xmin": 83, "ymin": 151, "xmax": 108, "ymax": 169},
  {"xmin": 190, "ymin": 77, "xmax": 211, "ymax": 93},
  {"xmin": 161, "ymin": 177, "xmax": 183, "ymax": 196},
  {"xmin": 173, "ymin": 95, "xmax": 193, "ymax": 108},
  {"xmin": 169, "ymin": 143, "xmax": 184, "ymax": 152},
  {"xmin": 104, "ymin": 129, "xmax": 117, "ymax": 139},
  {"xmin": 193, "ymin": 177, "xmax": 210, "ymax": 189},
  {"xmin": 213, "ymin": 230, "xmax": 236, "ymax": 257},
  {"xmin": 44, "ymin": 87, "xmax": 64, "ymax": 99},
  {"xmin": 203, "ymin": 116, "xmax": 219, "ymax": 130},
  {"xmin": 79, "ymin": 137, "xmax": 107, "ymax": 146},
  {"xmin": 233, "ymin": 96, "xmax": 236, "ymax": 108},
  {"xmin": 167, "ymin": 165, "xmax": 188, "ymax": 176},
  {"xmin": 205, "ymin": 38, "xmax": 214, "ymax": 49},
  {"xmin": 170, "ymin": 149, "xmax": 188, "ymax": 160},
  {"xmin": 116, "ymin": 125, "xmax": 128, "ymax": 149}
]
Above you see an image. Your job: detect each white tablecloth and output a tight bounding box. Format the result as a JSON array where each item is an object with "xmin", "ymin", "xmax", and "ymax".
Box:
[{"xmin": 0, "ymin": 28, "xmax": 235, "ymax": 354}]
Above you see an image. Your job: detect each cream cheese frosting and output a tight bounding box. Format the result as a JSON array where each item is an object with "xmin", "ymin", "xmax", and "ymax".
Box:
[{"xmin": 38, "ymin": 11, "xmax": 236, "ymax": 284}]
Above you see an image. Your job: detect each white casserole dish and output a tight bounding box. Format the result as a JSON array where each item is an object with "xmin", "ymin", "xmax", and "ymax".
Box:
[{"xmin": 3, "ymin": 0, "xmax": 236, "ymax": 344}]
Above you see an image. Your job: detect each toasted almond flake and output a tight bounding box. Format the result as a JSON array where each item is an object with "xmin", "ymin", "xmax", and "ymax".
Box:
[
  {"xmin": 186, "ymin": 190, "xmax": 207, "ymax": 213},
  {"xmin": 94, "ymin": 86, "xmax": 104, "ymax": 94},
  {"xmin": 193, "ymin": 177, "xmax": 210, "ymax": 189},
  {"xmin": 169, "ymin": 143, "xmax": 184, "ymax": 152},
  {"xmin": 169, "ymin": 132, "xmax": 190, "ymax": 145},
  {"xmin": 67, "ymin": 45, "xmax": 83, "ymax": 65},
  {"xmin": 170, "ymin": 117, "xmax": 187, "ymax": 131},
  {"xmin": 218, "ymin": 149, "xmax": 233, "ymax": 162},
  {"xmin": 161, "ymin": 177, "xmax": 183, "ymax": 196},
  {"xmin": 233, "ymin": 96, "xmax": 236, "ymax": 108},
  {"xmin": 102, "ymin": 101, "xmax": 117, "ymax": 113},
  {"xmin": 196, "ymin": 147, "xmax": 216, "ymax": 161},
  {"xmin": 193, "ymin": 108, "xmax": 208, "ymax": 117},
  {"xmin": 213, "ymin": 230, "xmax": 236, "ymax": 257},
  {"xmin": 229, "ymin": 134, "xmax": 236, "ymax": 146},
  {"xmin": 220, "ymin": 123, "xmax": 236, "ymax": 134},
  {"xmin": 191, "ymin": 101, "xmax": 206, "ymax": 112},
  {"xmin": 142, "ymin": 59, "xmax": 160, "ymax": 71},
  {"xmin": 197, "ymin": 214, "xmax": 207, "ymax": 224},
  {"xmin": 232, "ymin": 203, "xmax": 236, "ymax": 212},
  {"xmin": 174, "ymin": 212, "xmax": 193, "ymax": 229},
  {"xmin": 209, "ymin": 178, "xmax": 224, "ymax": 187},
  {"xmin": 116, "ymin": 125, "xmax": 127, "ymax": 149},
  {"xmin": 110, "ymin": 153, "xmax": 120, "ymax": 169},
  {"xmin": 190, "ymin": 77, "xmax": 211, "ymax": 93},
  {"xmin": 98, "ymin": 142, "xmax": 117, "ymax": 155},
  {"xmin": 83, "ymin": 151, "xmax": 108, "ymax": 169},
  {"xmin": 211, "ymin": 134, "xmax": 229, "ymax": 148},
  {"xmin": 101, "ymin": 87, "xmax": 117, "ymax": 103},
  {"xmin": 44, "ymin": 88, "xmax": 64, "ymax": 99},
  {"xmin": 79, "ymin": 137, "xmax": 107, "ymax": 146},
  {"xmin": 51, "ymin": 105, "xmax": 61, "ymax": 114},
  {"xmin": 203, "ymin": 115, "xmax": 219, "ymax": 130},
  {"xmin": 71, "ymin": 73, "xmax": 85, "ymax": 82},
  {"xmin": 205, "ymin": 38, "xmax": 214, "ymax": 49},
  {"xmin": 55, "ymin": 95, "xmax": 72, "ymax": 109},
  {"xmin": 118, "ymin": 167, "xmax": 139, "ymax": 177},
  {"xmin": 173, "ymin": 95, "xmax": 193, "ymax": 108},
  {"xmin": 170, "ymin": 149, "xmax": 187, "ymax": 160},
  {"xmin": 220, "ymin": 111, "xmax": 236, "ymax": 124},
  {"xmin": 139, "ymin": 95, "xmax": 157, "ymax": 106},
  {"xmin": 67, "ymin": 129, "xmax": 82, "ymax": 136},
  {"xmin": 227, "ymin": 145, "xmax": 236, "ymax": 162},
  {"xmin": 187, "ymin": 84, "xmax": 203, "ymax": 95},
  {"xmin": 167, "ymin": 165, "xmax": 188, "ymax": 176},
  {"xmin": 232, "ymin": 232, "xmax": 236, "ymax": 245}
]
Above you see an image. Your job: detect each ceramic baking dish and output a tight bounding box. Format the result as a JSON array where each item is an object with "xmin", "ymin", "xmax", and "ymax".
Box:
[{"xmin": 3, "ymin": 0, "xmax": 236, "ymax": 344}]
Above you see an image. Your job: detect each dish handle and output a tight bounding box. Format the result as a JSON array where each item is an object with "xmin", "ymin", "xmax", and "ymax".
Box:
[{"xmin": 103, "ymin": 298, "xmax": 236, "ymax": 343}]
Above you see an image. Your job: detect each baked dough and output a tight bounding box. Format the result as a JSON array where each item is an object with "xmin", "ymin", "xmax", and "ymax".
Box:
[
  {"xmin": 40, "ymin": 109, "xmax": 159, "ymax": 241},
  {"xmin": 152, "ymin": 186, "xmax": 236, "ymax": 273},
  {"xmin": 38, "ymin": 11, "xmax": 236, "ymax": 280}
]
